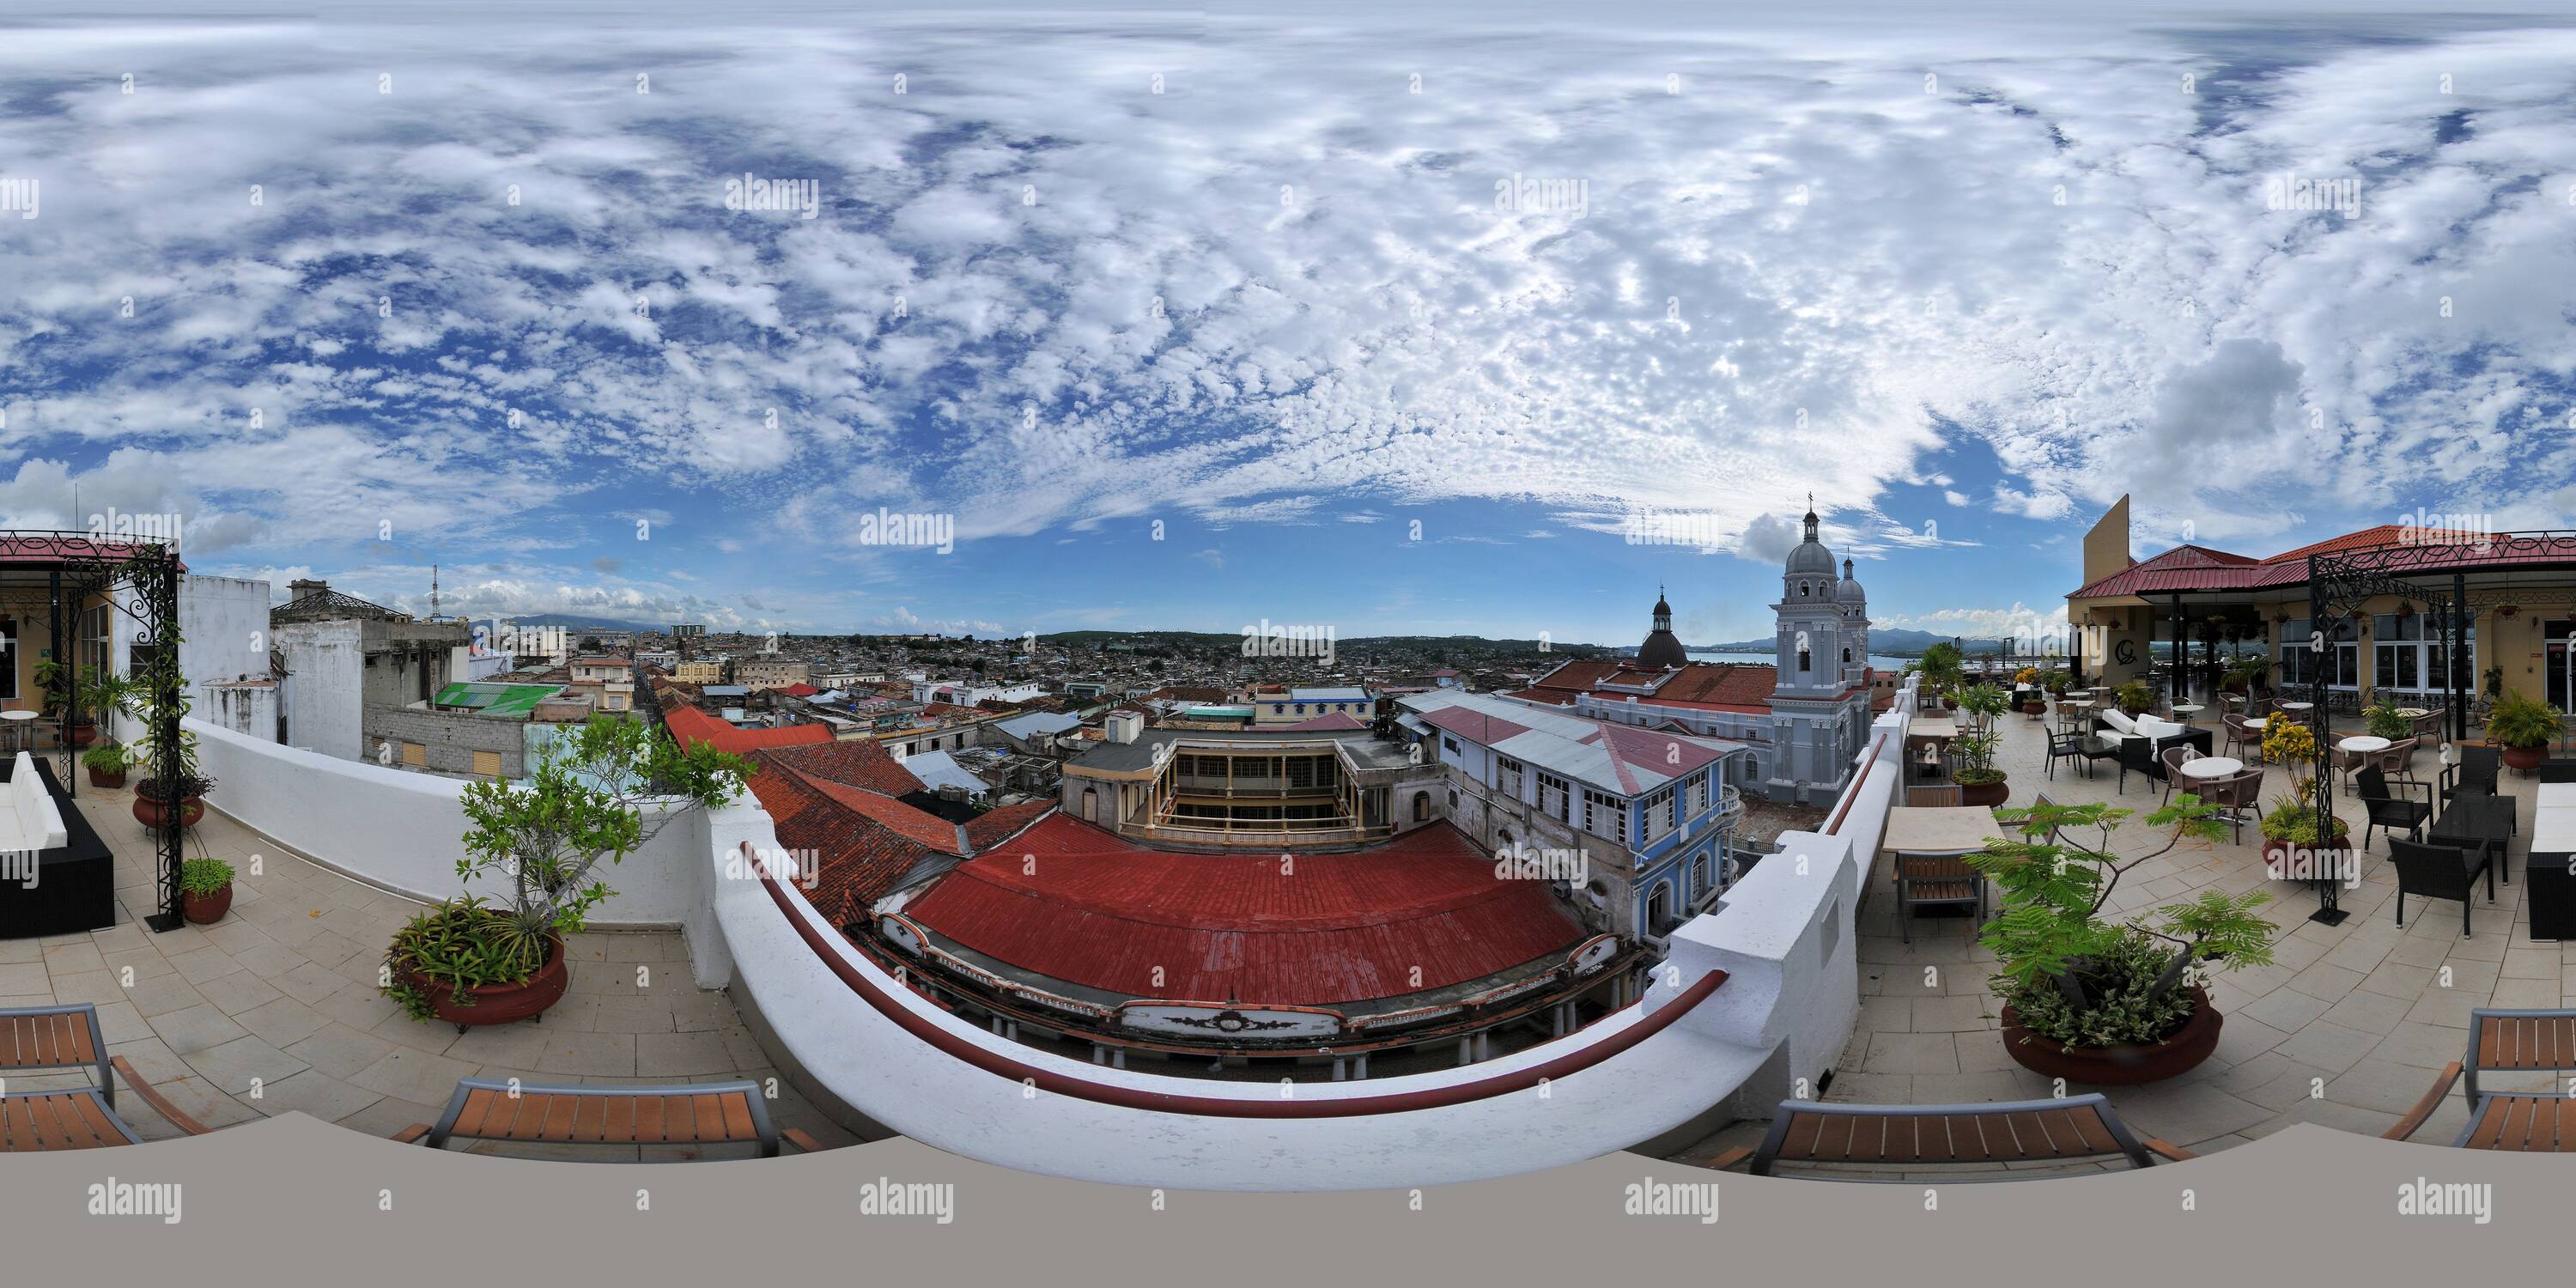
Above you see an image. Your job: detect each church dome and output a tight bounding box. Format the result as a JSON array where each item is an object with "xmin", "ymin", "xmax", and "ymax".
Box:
[
  {"xmin": 1784, "ymin": 507, "xmax": 1836, "ymax": 575},
  {"xmin": 1637, "ymin": 586, "xmax": 1689, "ymax": 668},
  {"xmin": 1837, "ymin": 557, "xmax": 1865, "ymax": 602}
]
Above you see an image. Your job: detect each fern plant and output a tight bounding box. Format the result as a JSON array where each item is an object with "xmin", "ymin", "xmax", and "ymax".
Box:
[{"xmin": 1972, "ymin": 798, "xmax": 2279, "ymax": 1048}]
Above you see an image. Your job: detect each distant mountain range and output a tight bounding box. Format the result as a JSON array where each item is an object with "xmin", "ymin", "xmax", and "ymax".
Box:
[
  {"xmin": 1691, "ymin": 628, "xmax": 2014, "ymax": 656},
  {"xmin": 489, "ymin": 613, "xmax": 659, "ymax": 634}
]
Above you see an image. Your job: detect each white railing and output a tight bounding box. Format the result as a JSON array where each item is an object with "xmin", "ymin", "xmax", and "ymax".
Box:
[{"xmin": 187, "ymin": 718, "xmax": 707, "ymax": 928}]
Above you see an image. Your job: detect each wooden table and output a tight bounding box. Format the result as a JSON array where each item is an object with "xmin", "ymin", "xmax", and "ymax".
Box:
[
  {"xmin": 1882, "ymin": 805, "xmax": 2008, "ymax": 856},
  {"xmin": 1908, "ymin": 715, "xmax": 1959, "ymax": 741}
]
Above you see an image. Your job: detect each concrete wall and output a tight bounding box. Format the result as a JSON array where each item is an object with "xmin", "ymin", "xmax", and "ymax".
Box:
[
  {"xmin": 105, "ymin": 574, "xmax": 274, "ymax": 740},
  {"xmin": 363, "ymin": 704, "xmax": 526, "ymax": 778},
  {"xmin": 191, "ymin": 716, "xmax": 704, "ymax": 927},
  {"xmin": 273, "ymin": 620, "xmax": 365, "ymax": 759}
]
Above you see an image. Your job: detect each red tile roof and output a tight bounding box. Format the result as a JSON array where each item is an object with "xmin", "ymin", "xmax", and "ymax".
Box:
[
  {"xmin": 902, "ymin": 816, "xmax": 1585, "ymax": 1006},
  {"xmin": 757, "ymin": 738, "xmax": 927, "ymax": 799},
  {"xmin": 963, "ymin": 799, "xmax": 1055, "ymax": 853},
  {"xmin": 804, "ymin": 779, "xmax": 967, "ymax": 855},
  {"xmin": 664, "ymin": 706, "xmax": 835, "ymax": 756},
  {"xmin": 778, "ymin": 683, "xmax": 819, "ymax": 696},
  {"xmin": 1284, "ymin": 711, "xmax": 1365, "ymax": 730},
  {"xmin": 2068, "ymin": 524, "xmax": 2534, "ymax": 599},
  {"xmin": 1417, "ymin": 705, "xmax": 1532, "ymax": 744}
]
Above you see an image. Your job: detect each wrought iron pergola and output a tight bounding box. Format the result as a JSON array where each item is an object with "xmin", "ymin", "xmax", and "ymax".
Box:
[
  {"xmin": 0, "ymin": 532, "xmax": 188, "ymax": 931},
  {"xmin": 2303, "ymin": 542, "xmax": 2491, "ymax": 924}
]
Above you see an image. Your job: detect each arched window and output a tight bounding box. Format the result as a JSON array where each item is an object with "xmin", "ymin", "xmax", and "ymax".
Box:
[
  {"xmin": 1798, "ymin": 648, "xmax": 1811, "ymax": 672},
  {"xmin": 1646, "ymin": 884, "xmax": 1671, "ymax": 931},
  {"xmin": 1799, "ymin": 584, "xmax": 1809, "ymax": 597},
  {"xmin": 1842, "ymin": 647, "xmax": 1853, "ymax": 664},
  {"xmin": 1413, "ymin": 792, "xmax": 1431, "ymax": 823}
]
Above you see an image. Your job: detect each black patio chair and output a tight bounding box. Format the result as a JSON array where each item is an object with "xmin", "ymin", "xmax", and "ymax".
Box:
[
  {"xmin": 2356, "ymin": 765, "xmax": 2433, "ymax": 852},
  {"xmin": 2388, "ymin": 837, "xmax": 2494, "ymax": 938},
  {"xmin": 2439, "ymin": 745, "xmax": 2509, "ymax": 833},
  {"xmin": 2044, "ymin": 729, "xmax": 2083, "ymax": 781}
]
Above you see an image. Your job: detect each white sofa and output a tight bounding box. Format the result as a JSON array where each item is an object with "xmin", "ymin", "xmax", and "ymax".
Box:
[
  {"xmin": 0, "ymin": 751, "xmax": 70, "ymax": 854},
  {"xmin": 2096, "ymin": 709, "xmax": 2189, "ymax": 744}
]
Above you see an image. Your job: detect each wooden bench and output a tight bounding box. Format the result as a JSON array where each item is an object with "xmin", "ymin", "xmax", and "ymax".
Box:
[
  {"xmin": 395, "ymin": 1078, "xmax": 825, "ymax": 1158},
  {"xmin": 2386, "ymin": 1009, "xmax": 2576, "ymax": 1150},
  {"xmin": 2, "ymin": 1003, "xmax": 213, "ymax": 1150},
  {"xmin": 1701, "ymin": 1095, "xmax": 2193, "ymax": 1177}
]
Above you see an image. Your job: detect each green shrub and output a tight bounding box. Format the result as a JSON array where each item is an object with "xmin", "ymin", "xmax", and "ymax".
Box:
[
  {"xmin": 178, "ymin": 858, "xmax": 234, "ymax": 896},
  {"xmin": 2488, "ymin": 693, "xmax": 2561, "ymax": 750},
  {"xmin": 1999, "ymin": 933, "xmax": 2201, "ymax": 1047}
]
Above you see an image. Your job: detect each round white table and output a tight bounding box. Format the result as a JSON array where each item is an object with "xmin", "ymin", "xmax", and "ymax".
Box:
[
  {"xmin": 2178, "ymin": 756, "xmax": 2244, "ymax": 781},
  {"xmin": 0, "ymin": 709, "xmax": 37, "ymax": 755},
  {"xmin": 2172, "ymin": 703, "xmax": 2204, "ymax": 721},
  {"xmin": 2338, "ymin": 735, "xmax": 2391, "ymax": 755},
  {"xmin": 2276, "ymin": 701, "xmax": 2313, "ymax": 713}
]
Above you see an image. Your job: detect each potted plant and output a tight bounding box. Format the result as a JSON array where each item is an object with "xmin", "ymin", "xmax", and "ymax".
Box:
[
  {"xmin": 2011, "ymin": 668, "xmax": 2045, "ymax": 714},
  {"xmin": 1913, "ymin": 641, "xmax": 1966, "ymax": 711},
  {"xmin": 179, "ymin": 857, "xmax": 235, "ymax": 924},
  {"xmin": 2043, "ymin": 669, "xmax": 2071, "ymax": 697},
  {"xmin": 131, "ymin": 727, "xmax": 213, "ymax": 830},
  {"xmin": 2362, "ymin": 701, "xmax": 2411, "ymax": 742},
  {"xmin": 1952, "ymin": 730, "xmax": 2009, "ymax": 807},
  {"xmin": 2487, "ymin": 693, "xmax": 2561, "ymax": 772},
  {"xmin": 82, "ymin": 741, "xmax": 131, "ymax": 789},
  {"xmin": 383, "ymin": 715, "xmax": 750, "ymax": 1030},
  {"xmin": 2222, "ymin": 653, "xmax": 2270, "ymax": 697},
  {"xmin": 1957, "ymin": 682, "xmax": 2008, "ymax": 733},
  {"xmin": 1972, "ymin": 798, "xmax": 2277, "ymax": 1085},
  {"xmin": 2116, "ymin": 680, "xmax": 2153, "ymax": 716}
]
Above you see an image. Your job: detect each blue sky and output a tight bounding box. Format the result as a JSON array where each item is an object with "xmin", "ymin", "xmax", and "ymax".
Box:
[{"xmin": 5, "ymin": 3, "xmax": 2576, "ymax": 649}]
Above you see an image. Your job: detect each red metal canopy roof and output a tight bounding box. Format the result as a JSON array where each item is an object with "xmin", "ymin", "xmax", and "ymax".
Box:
[{"xmin": 901, "ymin": 815, "xmax": 1586, "ymax": 1006}]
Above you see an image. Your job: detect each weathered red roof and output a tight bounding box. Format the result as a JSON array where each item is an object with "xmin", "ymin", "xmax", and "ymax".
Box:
[
  {"xmin": 902, "ymin": 815, "xmax": 1586, "ymax": 1006},
  {"xmin": 2068, "ymin": 525, "xmax": 2544, "ymax": 598},
  {"xmin": 1284, "ymin": 711, "xmax": 1364, "ymax": 730},
  {"xmin": 757, "ymin": 738, "xmax": 927, "ymax": 799},
  {"xmin": 963, "ymin": 799, "xmax": 1055, "ymax": 853},
  {"xmin": 778, "ymin": 683, "xmax": 820, "ymax": 696},
  {"xmin": 1417, "ymin": 705, "xmax": 1532, "ymax": 744},
  {"xmin": 665, "ymin": 706, "xmax": 835, "ymax": 756}
]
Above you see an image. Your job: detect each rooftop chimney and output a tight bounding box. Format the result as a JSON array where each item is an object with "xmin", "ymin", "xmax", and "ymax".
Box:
[{"xmin": 289, "ymin": 578, "xmax": 327, "ymax": 599}]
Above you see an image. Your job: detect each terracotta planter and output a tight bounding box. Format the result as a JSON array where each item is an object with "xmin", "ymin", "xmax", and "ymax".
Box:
[
  {"xmin": 2020, "ymin": 702, "xmax": 2046, "ymax": 715},
  {"xmin": 1959, "ymin": 776, "xmax": 2009, "ymax": 808},
  {"xmin": 2502, "ymin": 745, "xmax": 2547, "ymax": 772},
  {"xmin": 1940, "ymin": 696, "xmax": 1959, "ymax": 711},
  {"xmin": 88, "ymin": 766, "xmax": 126, "ymax": 789},
  {"xmin": 396, "ymin": 932, "xmax": 569, "ymax": 1030},
  {"xmin": 2001, "ymin": 986, "xmax": 2221, "ymax": 1086},
  {"xmin": 183, "ymin": 885, "xmax": 232, "ymax": 925},
  {"xmin": 70, "ymin": 721, "xmax": 96, "ymax": 748},
  {"xmin": 131, "ymin": 794, "xmax": 205, "ymax": 830}
]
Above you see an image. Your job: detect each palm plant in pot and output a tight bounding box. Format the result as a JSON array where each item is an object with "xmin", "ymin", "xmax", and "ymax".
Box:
[
  {"xmin": 2487, "ymin": 693, "xmax": 2561, "ymax": 773},
  {"xmin": 383, "ymin": 715, "xmax": 750, "ymax": 1030},
  {"xmin": 1971, "ymin": 798, "xmax": 2277, "ymax": 1084},
  {"xmin": 2362, "ymin": 701, "xmax": 2412, "ymax": 743},
  {"xmin": 2116, "ymin": 680, "xmax": 2153, "ymax": 716},
  {"xmin": 82, "ymin": 741, "xmax": 133, "ymax": 789},
  {"xmin": 2222, "ymin": 652, "xmax": 2270, "ymax": 699},
  {"xmin": 1917, "ymin": 642, "xmax": 1966, "ymax": 710}
]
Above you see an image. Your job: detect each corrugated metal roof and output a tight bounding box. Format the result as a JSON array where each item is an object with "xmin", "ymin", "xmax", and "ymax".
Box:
[
  {"xmin": 1405, "ymin": 690, "xmax": 1734, "ymax": 795},
  {"xmin": 902, "ymin": 815, "xmax": 1583, "ymax": 1005}
]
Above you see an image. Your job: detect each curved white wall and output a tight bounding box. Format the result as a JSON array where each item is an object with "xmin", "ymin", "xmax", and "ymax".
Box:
[
  {"xmin": 189, "ymin": 717, "xmax": 705, "ymax": 927},
  {"xmin": 690, "ymin": 679, "xmax": 1913, "ymax": 1190}
]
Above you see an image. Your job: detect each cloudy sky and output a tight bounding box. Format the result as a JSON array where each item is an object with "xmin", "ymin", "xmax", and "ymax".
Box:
[{"xmin": 3, "ymin": 2, "xmax": 2573, "ymax": 648}]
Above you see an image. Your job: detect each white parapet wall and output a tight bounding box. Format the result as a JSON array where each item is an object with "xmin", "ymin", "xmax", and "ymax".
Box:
[
  {"xmin": 683, "ymin": 676, "xmax": 1917, "ymax": 1190},
  {"xmin": 188, "ymin": 717, "xmax": 708, "ymax": 928}
]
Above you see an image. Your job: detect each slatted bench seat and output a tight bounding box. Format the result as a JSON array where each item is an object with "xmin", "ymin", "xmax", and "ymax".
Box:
[
  {"xmin": 2386, "ymin": 1008, "xmax": 2576, "ymax": 1150},
  {"xmin": 1700, "ymin": 1095, "xmax": 2193, "ymax": 1178},
  {"xmin": 395, "ymin": 1078, "xmax": 826, "ymax": 1158},
  {"xmin": 2, "ymin": 1004, "xmax": 214, "ymax": 1151}
]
